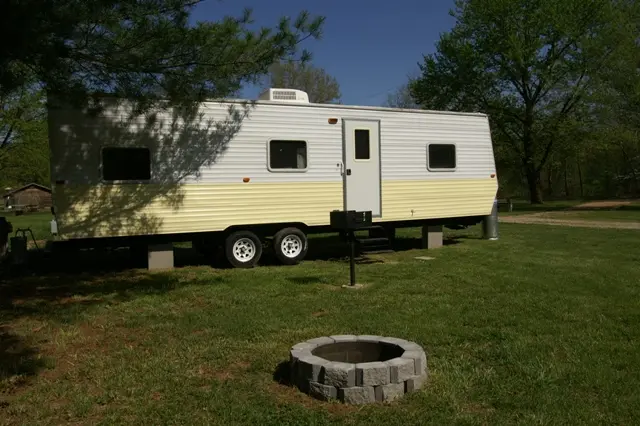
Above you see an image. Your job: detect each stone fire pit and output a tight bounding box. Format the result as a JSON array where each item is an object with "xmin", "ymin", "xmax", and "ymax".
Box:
[{"xmin": 289, "ymin": 335, "xmax": 428, "ymax": 404}]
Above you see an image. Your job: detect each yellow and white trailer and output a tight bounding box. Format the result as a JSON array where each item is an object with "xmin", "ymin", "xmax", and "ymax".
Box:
[{"xmin": 47, "ymin": 88, "xmax": 498, "ymax": 267}]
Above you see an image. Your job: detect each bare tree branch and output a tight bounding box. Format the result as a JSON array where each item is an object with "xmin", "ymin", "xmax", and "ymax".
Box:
[{"xmin": 0, "ymin": 125, "xmax": 13, "ymax": 150}]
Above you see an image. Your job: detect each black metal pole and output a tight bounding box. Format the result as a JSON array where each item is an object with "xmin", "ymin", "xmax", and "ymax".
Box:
[{"xmin": 349, "ymin": 230, "xmax": 356, "ymax": 286}]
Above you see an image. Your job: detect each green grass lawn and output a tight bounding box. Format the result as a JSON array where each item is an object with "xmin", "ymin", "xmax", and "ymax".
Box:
[
  {"xmin": 0, "ymin": 211, "xmax": 51, "ymax": 242},
  {"xmin": 2, "ymin": 224, "xmax": 640, "ymax": 425}
]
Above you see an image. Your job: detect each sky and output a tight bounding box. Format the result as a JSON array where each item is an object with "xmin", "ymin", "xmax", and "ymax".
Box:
[{"xmin": 192, "ymin": 0, "xmax": 457, "ymax": 106}]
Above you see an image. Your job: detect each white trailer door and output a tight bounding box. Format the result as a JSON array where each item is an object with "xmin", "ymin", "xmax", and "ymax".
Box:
[{"xmin": 342, "ymin": 119, "xmax": 382, "ymax": 216}]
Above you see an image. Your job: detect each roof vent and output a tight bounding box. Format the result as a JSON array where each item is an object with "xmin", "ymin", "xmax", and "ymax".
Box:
[{"xmin": 258, "ymin": 88, "xmax": 310, "ymax": 103}]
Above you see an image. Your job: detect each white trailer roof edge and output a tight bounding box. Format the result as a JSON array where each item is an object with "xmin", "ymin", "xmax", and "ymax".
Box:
[
  {"xmin": 209, "ymin": 98, "xmax": 489, "ymax": 118},
  {"xmin": 47, "ymin": 93, "xmax": 488, "ymax": 119}
]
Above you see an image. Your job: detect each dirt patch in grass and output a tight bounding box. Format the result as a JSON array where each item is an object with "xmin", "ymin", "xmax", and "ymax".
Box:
[
  {"xmin": 572, "ymin": 200, "xmax": 638, "ymax": 209},
  {"xmin": 266, "ymin": 381, "xmax": 356, "ymax": 416},
  {"xmin": 362, "ymin": 254, "xmax": 399, "ymax": 264},
  {"xmin": 0, "ymin": 325, "xmax": 49, "ymax": 394},
  {"xmin": 37, "ymin": 324, "xmax": 110, "ymax": 382},
  {"xmin": 1, "ymin": 318, "xmax": 145, "ymax": 397},
  {"xmin": 500, "ymin": 198, "xmax": 640, "ymax": 227},
  {"xmin": 500, "ymin": 216, "xmax": 640, "ymax": 229},
  {"xmin": 197, "ymin": 360, "xmax": 251, "ymax": 382},
  {"xmin": 269, "ymin": 360, "xmax": 357, "ymax": 416},
  {"xmin": 461, "ymin": 402, "xmax": 495, "ymax": 416},
  {"xmin": 318, "ymin": 284, "xmax": 342, "ymax": 291}
]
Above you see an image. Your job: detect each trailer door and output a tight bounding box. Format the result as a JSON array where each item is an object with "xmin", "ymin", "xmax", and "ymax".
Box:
[{"xmin": 342, "ymin": 118, "xmax": 382, "ymax": 217}]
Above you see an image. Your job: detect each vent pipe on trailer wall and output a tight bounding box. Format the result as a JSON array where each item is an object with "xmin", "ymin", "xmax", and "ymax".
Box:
[{"xmin": 482, "ymin": 198, "xmax": 499, "ymax": 240}]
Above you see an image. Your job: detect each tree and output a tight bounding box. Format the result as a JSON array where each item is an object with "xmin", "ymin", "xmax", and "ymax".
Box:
[
  {"xmin": 592, "ymin": 29, "xmax": 640, "ymax": 195},
  {"xmin": 383, "ymin": 72, "xmax": 420, "ymax": 109},
  {"xmin": 0, "ymin": 1, "xmax": 325, "ymax": 189},
  {"xmin": 0, "ymin": 1, "xmax": 325, "ymax": 111},
  {"xmin": 410, "ymin": 0, "xmax": 639, "ymax": 203},
  {"xmin": 262, "ymin": 60, "xmax": 341, "ymax": 103},
  {"xmin": 383, "ymin": 82, "xmax": 419, "ymax": 109},
  {"xmin": 0, "ymin": 86, "xmax": 48, "ymax": 188}
]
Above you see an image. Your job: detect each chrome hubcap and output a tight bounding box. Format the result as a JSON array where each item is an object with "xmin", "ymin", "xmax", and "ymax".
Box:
[
  {"xmin": 233, "ymin": 238, "xmax": 256, "ymax": 262},
  {"xmin": 281, "ymin": 235, "xmax": 303, "ymax": 258}
]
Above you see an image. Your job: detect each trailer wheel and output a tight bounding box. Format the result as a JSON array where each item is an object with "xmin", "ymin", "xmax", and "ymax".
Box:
[
  {"xmin": 273, "ymin": 227, "xmax": 308, "ymax": 265},
  {"xmin": 225, "ymin": 231, "xmax": 262, "ymax": 268}
]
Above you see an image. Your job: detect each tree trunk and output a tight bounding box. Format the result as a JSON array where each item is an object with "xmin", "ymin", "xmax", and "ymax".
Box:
[
  {"xmin": 564, "ymin": 160, "xmax": 570, "ymax": 198},
  {"xmin": 521, "ymin": 102, "xmax": 542, "ymax": 204},
  {"xmin": 526, "ymin": 165, "xmax": 543, "ymax": 204},
  {"xmin": 577, "ymin": 160, "xmax": 584, "ymax": 198},
  {"xmin": 619, "ymin": 144, "xmax": 639, "ymax": 197},
  {"xmin": 627, "ymin": 163, "xmax": 639, "ymax": 197}
]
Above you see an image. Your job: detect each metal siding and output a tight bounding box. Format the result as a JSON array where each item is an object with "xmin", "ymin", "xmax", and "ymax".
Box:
[
  {"xmin": 49, "ymin": 101, "xmax": 496, "ymax": 186},
  {"xmin": 381, "ymin": 178, "xmax": 497, "ymax": 220},
  {"xmin": 48, "ymin": 100, "xmax": 498, "ymax": 239},
  {"xmin": 186, "ymin": 103, "xmax": 496, "ymax": 183},
  {"xmin": 53, "ymin": 179, "xmax": 496, "ymax": 239},
  {"xmin": 343, "ymin": 119, "xmax": 382, "ymax": 216},
  {"xmin": 53, "ymin": 181, "xmax": 344, "ymax": 238}
]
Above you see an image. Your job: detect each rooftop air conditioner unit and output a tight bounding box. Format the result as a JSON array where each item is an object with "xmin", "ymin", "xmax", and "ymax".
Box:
[{"xmin": 258, "ymin": 88, "xmax": 310, "ymax": 103}]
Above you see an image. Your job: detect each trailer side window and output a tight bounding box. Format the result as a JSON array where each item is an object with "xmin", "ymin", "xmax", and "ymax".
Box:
[
  {"xmin": 269, "ymin": 140, "xmax": 308, "ymax": 171},
  {"xmin": 101, "ymin": 147, "xmax": 151, "ymax": 181},
  {"xmin": 354, "ymin": 129, "xmax": 370, "ymax": 160},
  {"xmin": 427, "ymin": 144, "xmax": 456, "ymax": 170}
]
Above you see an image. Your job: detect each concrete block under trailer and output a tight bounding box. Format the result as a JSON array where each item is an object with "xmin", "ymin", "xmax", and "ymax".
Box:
[{"xmin": 47, "ymin": 88, "xmax": 498, "ymax": 268}]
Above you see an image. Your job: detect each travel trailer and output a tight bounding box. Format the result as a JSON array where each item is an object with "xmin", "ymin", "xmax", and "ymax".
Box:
[{"xmin": 47, "ymin": 88, "xmax": 498, "ymax": 268}]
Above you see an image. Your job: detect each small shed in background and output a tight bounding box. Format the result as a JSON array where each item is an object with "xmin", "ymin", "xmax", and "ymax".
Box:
[{"xmin": 3, "ymin": 183, "xmax": 52, "ymax": 212}]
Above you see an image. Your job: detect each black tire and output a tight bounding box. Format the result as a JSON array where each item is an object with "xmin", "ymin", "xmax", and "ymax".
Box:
[
  {"xmin": 224, "ymin": 230, "xmax": 262, "ymax": 268},
  {"xmin": 273, "ymin": 227, "xmax": 308, "ymax": 265}
]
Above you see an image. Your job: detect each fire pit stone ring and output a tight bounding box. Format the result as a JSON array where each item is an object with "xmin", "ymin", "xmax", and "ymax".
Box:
[{"xmin": 289, "ymin": 335, "xmax": 428, "ymax": 404}]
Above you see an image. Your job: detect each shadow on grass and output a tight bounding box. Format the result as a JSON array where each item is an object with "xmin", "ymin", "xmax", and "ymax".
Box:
[
  {"xmin": 0, "ymin": 247, "xmax": 227, "ymax": 394},
  {"xmin": 0, "ymin": 326, "xmax": 47, "ymax": 384},
  {"xmin": 303, "ymin": 235, "xmax": 464, "ymax": 263},
  {"xmin": 0, "ymin": 246, "xmax": 228, "ymax": 323},
  {"xmin": 4, "ymin": 244, "xmax": 213, "ymax": 275},
  {"xmin": 255, "ymin": 233, "xmax": 465, "ymax": 268},
  {"xmin": 273, "ymin": 360, "xmax": 293, "ymax": 386},
  {"xmin": 286, "ymin": 276, "xmax": 324, "ymax": 285},
  {"xmin": 0, "ymin": 231, "xmax": 471, "ymax": 322}
]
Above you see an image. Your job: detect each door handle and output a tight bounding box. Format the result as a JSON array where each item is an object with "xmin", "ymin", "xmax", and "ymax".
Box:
[{"xmin": 346, "ymin": 169, "xmax": 351, "ymax": 176}]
